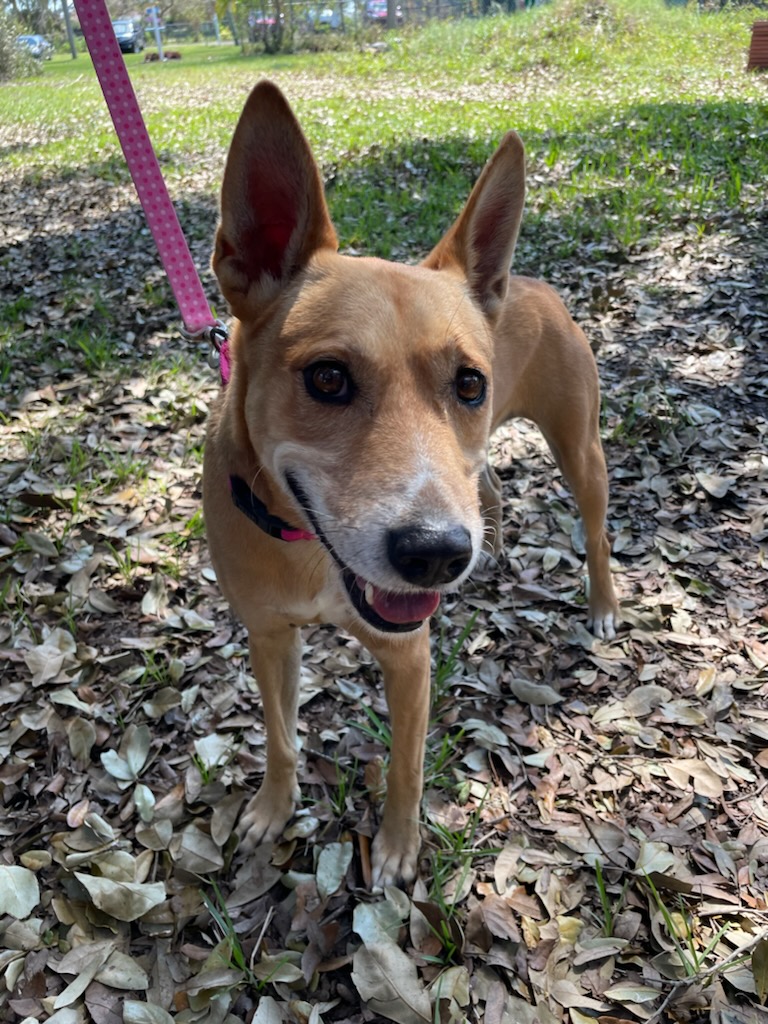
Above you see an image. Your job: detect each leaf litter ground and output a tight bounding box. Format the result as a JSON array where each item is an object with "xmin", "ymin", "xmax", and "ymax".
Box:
[{"xmin": 1, "ymin": 66, "xmax": 768, "ymax": 1024}]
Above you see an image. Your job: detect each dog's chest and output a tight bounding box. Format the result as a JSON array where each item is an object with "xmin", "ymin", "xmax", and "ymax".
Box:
[{"xmin": 282, "ymin": 577, "xmax": 350, "ymax": 628}]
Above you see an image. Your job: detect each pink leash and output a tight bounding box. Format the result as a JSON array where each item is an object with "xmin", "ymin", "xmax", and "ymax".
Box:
[
  {"xmin": 73, "ymin": 0, "xmax": 227, "ymax": 366},
  {"xmin": 70, "ymin": 8, "xmax": 316, "ymax": 543}
]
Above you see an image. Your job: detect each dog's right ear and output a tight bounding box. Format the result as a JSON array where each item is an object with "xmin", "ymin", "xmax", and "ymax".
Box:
[{"xmin": 213, "ymin": 80, "xmax": 338, "ymax": 315}]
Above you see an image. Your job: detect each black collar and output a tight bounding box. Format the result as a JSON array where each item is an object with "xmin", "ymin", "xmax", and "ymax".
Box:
[{"xmin": 229, "ymin": 475, "xmax": 315, "ymax": 542}]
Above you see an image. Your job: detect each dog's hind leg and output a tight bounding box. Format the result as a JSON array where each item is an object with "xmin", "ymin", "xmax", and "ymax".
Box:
[
  {"xmin": 544, "ymin": 428, "xmax": 618, "ymax": 640},
  {"xmin": 238, "ymin": 626, "xmax": 302, "ymax": 850},
  {"xmin": 362, "ymin": 625, "xmax": 432, "ymax": 890}
]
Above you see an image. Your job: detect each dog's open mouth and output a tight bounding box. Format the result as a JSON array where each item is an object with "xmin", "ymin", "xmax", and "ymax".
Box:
[
  {"xmin": 286, "ymin": 475, "xmax": 439, "ymax": 634},
  {"xmin": 342, "ymin": 570, "xmax": 440, "ymax": 633}
]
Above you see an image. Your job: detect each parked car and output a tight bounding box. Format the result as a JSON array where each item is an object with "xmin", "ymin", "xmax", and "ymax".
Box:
[
  {"xmin": 306, "ymin": 6, "xmax": 334, "ymax": 29},
  {"xmin": 16, "ymin": 34, "xmax": 54, "ymax": 59},
  {"xmin": 247, "ymin": 10, "xmax": 280, "ymax": 38},
  {"xmin": 111, "ymin": 19, "xmax": 144, "ymax": 53},
  {"xmin": 365, "ymin": 0, "xmax": 403, "ymax": 22},
  {"xmin": 307, "ymin": 1, "xmax": 358, "ymax": 29}
]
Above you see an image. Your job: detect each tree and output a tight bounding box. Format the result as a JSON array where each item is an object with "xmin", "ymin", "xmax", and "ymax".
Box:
[
  {"xmin": 6, "ymin": 0, "xmax": 56, "ymax": 34},
  {"xmin": 215, "ymin": 0, "xmax": 285, "ymax": 53},
  {"xmin": 0, "ymin": 6, "xmax": 38, "ymax": 77}
]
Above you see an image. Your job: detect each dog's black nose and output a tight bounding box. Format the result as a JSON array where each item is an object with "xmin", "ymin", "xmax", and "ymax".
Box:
[{"xmin": 387, "ymin": 524, "xmax": 473, "ymax": 588}]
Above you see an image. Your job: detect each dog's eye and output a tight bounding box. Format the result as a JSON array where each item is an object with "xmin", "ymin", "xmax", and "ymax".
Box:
[
  {"xmin": 455, "ymin": 368, "xmax": 487, "ymax": 406},
  {"xmin": 304, "ymin": 361, "xmax": 353, "ymax": 404}
]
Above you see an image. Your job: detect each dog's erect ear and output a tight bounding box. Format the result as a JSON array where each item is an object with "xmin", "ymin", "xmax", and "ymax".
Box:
[
  {"xmin": 422, "ymin": 132, "xmax": 525, "ymax": 319},
  {"xmin": 213, "ymin": 80, "xmax": 338, "ymax": 313}
]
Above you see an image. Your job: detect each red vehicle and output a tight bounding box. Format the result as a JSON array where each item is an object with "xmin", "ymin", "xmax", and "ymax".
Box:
[{"xmin": 365, "ymin": 0, "xmax": 403, "ymax": 22}]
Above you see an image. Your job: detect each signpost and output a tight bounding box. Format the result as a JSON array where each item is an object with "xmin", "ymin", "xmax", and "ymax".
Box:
[{"xmin": 146, "ymin": 5, "xmax": 164, "ymax": 59}]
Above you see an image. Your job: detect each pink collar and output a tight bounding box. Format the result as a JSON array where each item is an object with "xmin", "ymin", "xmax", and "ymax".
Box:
[{"xmin": 229, "ymin": 475, "xmax": 315, "ymax": 543}]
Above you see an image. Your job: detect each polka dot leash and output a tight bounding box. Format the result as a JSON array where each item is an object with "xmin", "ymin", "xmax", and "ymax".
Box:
[{"xmin": 73, "ymin": 0, "xmax": 224, "ymax": 343}]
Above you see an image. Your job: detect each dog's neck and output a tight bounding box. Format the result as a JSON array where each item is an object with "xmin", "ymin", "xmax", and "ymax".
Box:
[
  {"xmin": 228, "ymin": 474, "xmax": 315, "ymax": 543},
  {"xmin": 219, "ymin": 336, "xmax": 313, "ymax": 543}
]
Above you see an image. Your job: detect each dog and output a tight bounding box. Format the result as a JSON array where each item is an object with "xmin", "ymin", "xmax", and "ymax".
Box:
[
  {"xmin": 203, "ymin": 80, "xmax": 619, "ymax": 890},
  {"xmin": 143, "ymin": 50, "xmax": 182, "ymax": 61}
]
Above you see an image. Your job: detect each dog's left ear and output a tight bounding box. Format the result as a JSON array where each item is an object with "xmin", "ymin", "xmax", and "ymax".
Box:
[{"xmin": 422, "ymin": 132, "xmax": 525, "ymax": 320}]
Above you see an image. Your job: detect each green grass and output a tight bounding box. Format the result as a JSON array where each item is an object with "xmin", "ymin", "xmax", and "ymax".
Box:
[{"xmin": 3, "ymin": 0, "xmax": 764, "ymax": 243}]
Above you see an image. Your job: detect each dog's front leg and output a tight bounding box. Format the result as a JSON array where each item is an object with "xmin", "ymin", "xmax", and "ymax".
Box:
[
  {"xmin": 238, "ymin": 626, "xmax": 302, "ymax": 851},
  {"xmin": 363, "ymin": 625, "xmax": 432, "ymax": 890}
]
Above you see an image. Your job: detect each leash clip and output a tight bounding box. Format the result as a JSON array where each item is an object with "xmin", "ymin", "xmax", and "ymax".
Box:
[{"xmin": 181, "ymin": 319, "xmax": 230, "ymax": 369}]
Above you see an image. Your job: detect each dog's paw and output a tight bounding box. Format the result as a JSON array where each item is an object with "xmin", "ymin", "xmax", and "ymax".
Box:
[
  {"xmin": 588, "ymin": 608, "xmax": 618, "ymax": 641},
  {"xmin": 237, "ymin": 785, "xmax": 298, "ymax": 853},
  {"xmin": 370, "ymin": 823, "xmax": 420, "ymax": 892}
]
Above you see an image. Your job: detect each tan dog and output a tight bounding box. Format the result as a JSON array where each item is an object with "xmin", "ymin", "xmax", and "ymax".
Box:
[{"xmin": 203, "ymin": 80, "xmax": 619, "ymax": 889}]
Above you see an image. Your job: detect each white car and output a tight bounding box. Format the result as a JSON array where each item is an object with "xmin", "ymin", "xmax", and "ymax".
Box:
[{"xmin": 16, "ymin": 34, "xmax": 54, "ymax": 59}]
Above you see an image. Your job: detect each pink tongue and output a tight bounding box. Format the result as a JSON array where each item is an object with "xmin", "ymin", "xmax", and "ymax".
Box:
[{"xmin": 362, "ymin": 580, "xmax": 440, "ymax": 625}]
